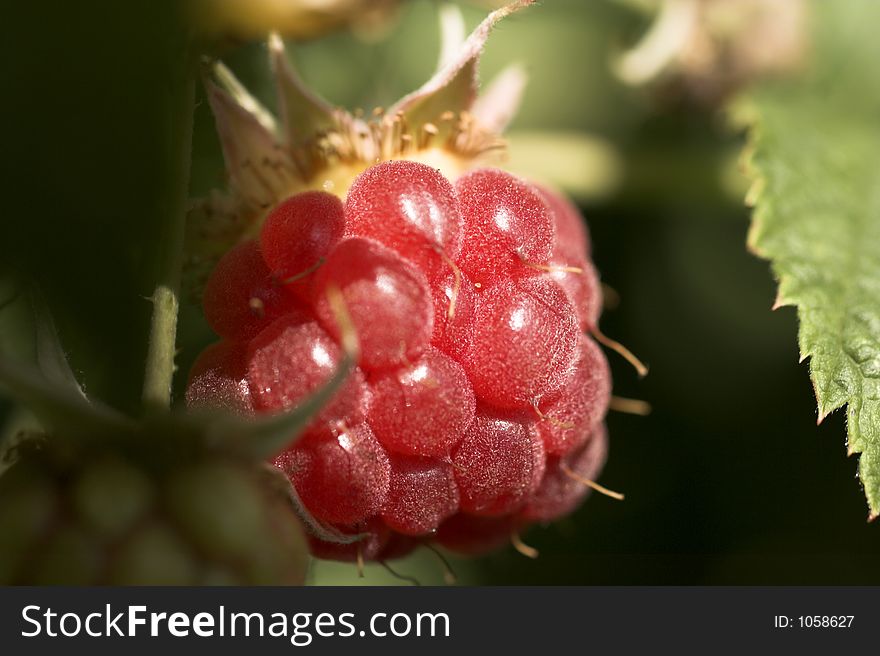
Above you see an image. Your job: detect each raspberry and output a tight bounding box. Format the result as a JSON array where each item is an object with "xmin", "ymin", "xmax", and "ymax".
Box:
[
  {"xmin": 520, "ymin": 424, "xmax": 609, "ymax": 523},
  {"xmin": 313, "ymin": 237, "xmax": 434, "ymax": 370},
  {"xmin": 185, "ymin": 340, "xmax": 253, "ymax": 416},
  {"xmin": 273, "ymin": 424, "xmax": 390, "ymax": 526},
  {"xmin": 345, "ymin": 161, "xmax": 462, "ymax": 276},
  {"xmin": 428, "ymin": 267, "xmax": 476, "ymax": 362},
  {"xmin": 188, "ymin": 160, "xmax": 614, "ymax": 564},
  {"xmin": 305, "ymin": 518, "xmax": 389, "ymax": 563},
  {"xmin": 381, "ymin": 456, "xmax": 459, "ymax": 535},
  {"xmin": 202, "ymin": 240, "xmax": 304, "ymax": 341},
  {"xmin": 455, "ymin": 169, "xmax": 554, "ymax": 286},
  {"xmin": 367, "ymin": 346, "xmax": 475, "ymax": 457},
  {"xmin": 260, "ymin": 191, "xmax": 345, "ymax": 300},
  {"xmin": 452, "ymin": 409, "xmax": 545, "ymax": 516},
  {"xmin": 435, "ymin": 513, "xmax": 521, "ymax": 556},
  {"xmin": 461, "ymin": 276, "xmax": 580, "ymax": 409},
  {"xmin": 246, "ymin": 315, "xmax": 368, "ymax": 431},
  {"xmin": 535, "ymin": 335, "xmax": 611, "ymax": 456}
]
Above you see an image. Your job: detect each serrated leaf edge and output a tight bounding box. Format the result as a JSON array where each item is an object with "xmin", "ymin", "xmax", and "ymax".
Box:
[{"xmin": 739, "ymin": 102, "xmax": 880, "ymax": 522}]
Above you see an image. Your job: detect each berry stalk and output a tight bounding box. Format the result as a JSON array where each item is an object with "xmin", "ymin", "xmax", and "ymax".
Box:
[{"xmin": 142, "ymin": 44, "xmax": 197, "ymax": 412}]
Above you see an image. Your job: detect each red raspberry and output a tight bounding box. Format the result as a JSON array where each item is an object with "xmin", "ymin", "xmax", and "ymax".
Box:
[
  {"xmin": 535, "ymin": 335, "xmax": 611, "ymax": 456},
  {"xmin": 305, "ymin": 518, "xmax": 390, "ymax": 563},
  {"xmin": 260, "ymin": 191, "xmax": 345, "ymax": 301},
  {"xmin": 452, "ymin": 408, "xmax": 546, "ymax": 516},
  {"xmin": 428, "ymin": 267, "xmax": 477, "ymax": 362},
  {"xmin": 313, "ymin": 237, "xmax": 434, "ymax": 370},
  {"xmin": 435, "ymin": 513, "xmax": 521, "ymax": 556},
  {"xmin": 368, "ymin": 346, "xmax": 475, "ymax": 457},
  {"xmin": 455, "ymin": 169, "xmax": 554, "ymax": 286},
  {"xmin": 245, "ymin": 315, "xmax": 368, "ymax": 431},
  {"xmin": 520, "ymin": 424, "xmax": 609, "ymax": 523},
  {"xmin": 381, "ymin": 456, "xmax": 459, "ymax": 535},
  {"xmin": 185, "ymin": 340, "xmax": 253, "ymax": 416},
  {"xmin": 274, "ymin": 424, "xmax": 390, "ymax": 526},
  {"xmin": 188, "ymin": 160, "xmax": 614, "ymax": 563},
  {"xmin": 344, "ymin": 160, "xmax": 462, "ymax": 277},
  {"xmin": 461, "ymin": 276, "xmax": 580, "ymax": 409},
  {"xmin": 202, "ymin": 240, "xmax": 304, "ymax": 341}
]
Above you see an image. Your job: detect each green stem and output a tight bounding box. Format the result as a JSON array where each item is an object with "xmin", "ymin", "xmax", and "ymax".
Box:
[{"xmin": 142, "ymin": 46, "xmax": 197, "ymax": 412}]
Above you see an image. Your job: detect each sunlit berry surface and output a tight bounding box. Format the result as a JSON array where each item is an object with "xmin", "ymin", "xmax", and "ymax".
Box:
[{"xmin": 187, "ymin": 160, "xmax": 611, "ymax": 561}]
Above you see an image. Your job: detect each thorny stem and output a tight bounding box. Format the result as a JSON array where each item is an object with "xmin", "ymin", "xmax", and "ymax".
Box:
[{"xmin": 142, "ymin": 43, "xmax": 197, "ymax": 412}]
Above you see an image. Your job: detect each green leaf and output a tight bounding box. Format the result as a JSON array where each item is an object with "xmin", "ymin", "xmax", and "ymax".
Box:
[
  {"xmin": 28, "ymin": 288, "xmax": 88, "ymax": 400},
  {"xmin": 0, "ymin": 279, "xmax": 84, "ymax": 398},
  {"xmin": 202, "ymin": 351, "xmax": 361, "ymax": 545},
  {"xmin": 0, "ymin": 356, "xmax": 136, "ymax": 439},
  {"xmin": 742, "ymin": 0, "xmax": 880, "ymax": 519},
  {"xmin": 206, "ymin": 353, "xmax": 355, "ymax": 461},
  {"xmin": 0, "ymin": 279, "xmax": 133, "ymax": 439}
]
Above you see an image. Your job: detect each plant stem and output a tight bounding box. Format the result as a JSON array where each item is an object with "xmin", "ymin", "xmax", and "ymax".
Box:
[{"xmin": 142, "ymin": 46, "xmax": 197, "ymax": 412}]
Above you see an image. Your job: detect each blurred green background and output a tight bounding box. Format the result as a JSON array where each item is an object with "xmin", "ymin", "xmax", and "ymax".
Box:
[{"xmin": 1, "ymin": 0, "xmax": 877, "ymax": 584}]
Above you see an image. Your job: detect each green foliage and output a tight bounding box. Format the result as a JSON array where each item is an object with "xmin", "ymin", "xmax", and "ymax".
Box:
[
  {"xmin": 203, "ymin": 350, "xmax": 354, "ymax": 460},
  {"xmin": 743, "ymin": 0, "xmax": 880, "ymax": 518},
  {"xmin": 0, "ymin": 281, "xmax": 134, "ymax": 440}
]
